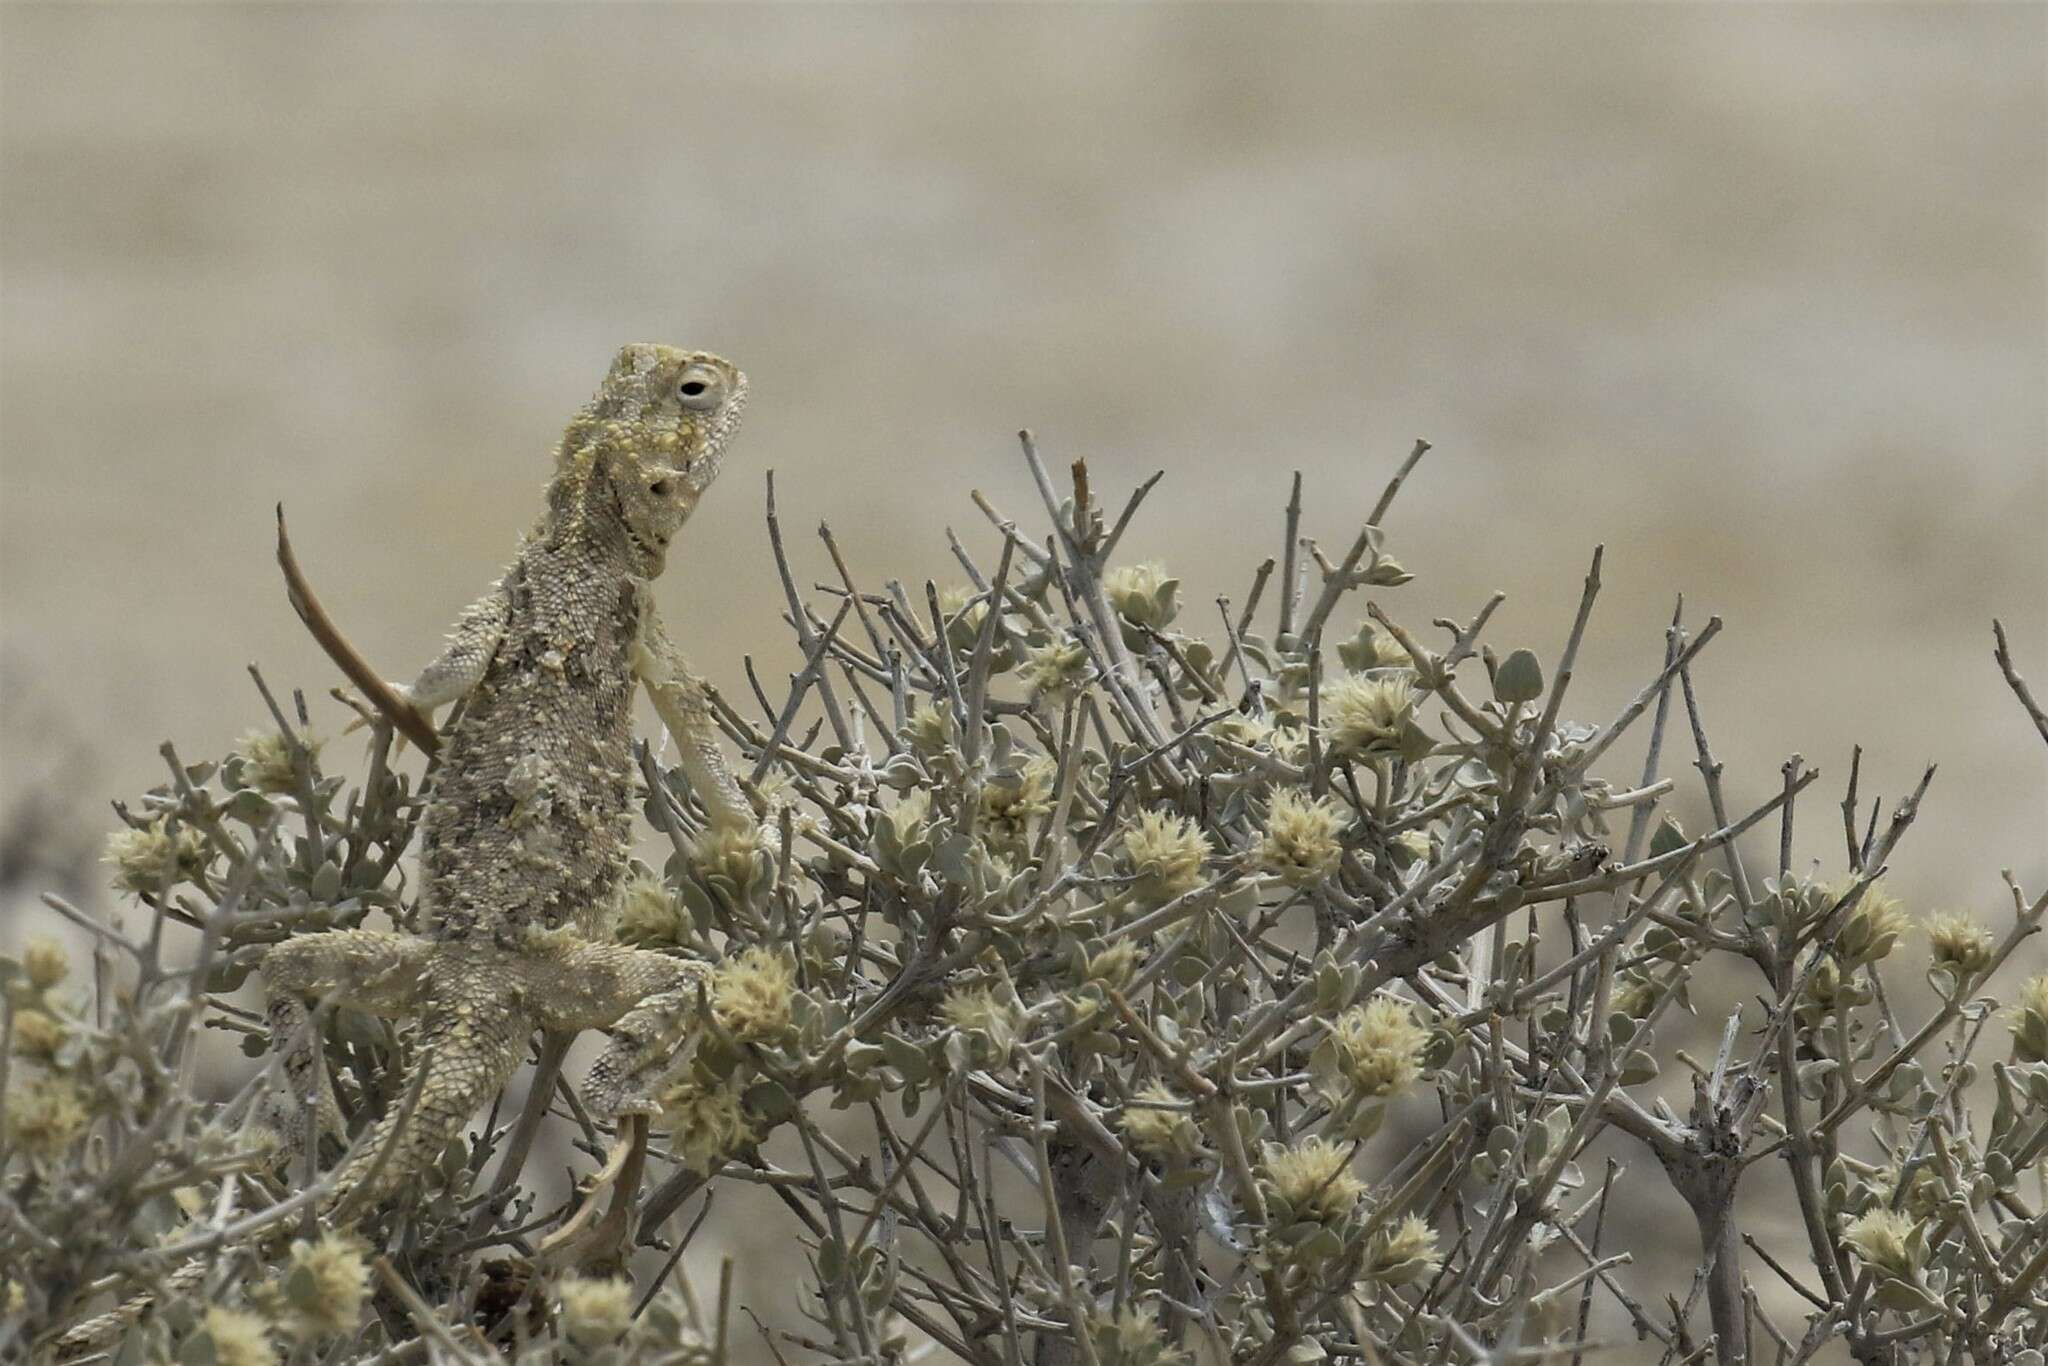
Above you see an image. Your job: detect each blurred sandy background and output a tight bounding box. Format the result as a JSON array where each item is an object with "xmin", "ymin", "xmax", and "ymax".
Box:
[{"xmin": 2, "ymin": 2, "xmax": 2043, "ymax": 1356}]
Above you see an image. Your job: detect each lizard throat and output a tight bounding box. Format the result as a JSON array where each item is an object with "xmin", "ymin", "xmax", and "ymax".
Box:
[
  {"xmin": 607, "ymin": 479, "xmax": 667, "ymax": 573},
  {"xmin": 545, "ymin": 461, "xmax": 661, "ymax": 574}
]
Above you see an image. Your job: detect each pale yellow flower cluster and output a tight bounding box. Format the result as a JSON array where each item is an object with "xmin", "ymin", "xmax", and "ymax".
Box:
[
  {"xmin": 656, "ymin": 1073, "xmax": 755, "ymax": 1174},
  {"xmin": 233, "ymin": 728, "xmax": 321, "ymax": 795},
  {"xmin": 1024, "ymin": 637, "xmax": 1092, "ymax": 699},
  {"xmin": 1363, "ymin": 1213, "xmax": 1441, "ymax": 1286},
  {"xmin": 614, "ymin": 869, "xmax": 688, "ymax": 945},
  {"xmin": 1831, "ymin": 880, "xmax": 1909, "ymax": 968},
  {"xmin": 558, "ymin": 1275, "xmax": 637, "ymax": 1346},
  {"xmin": 200, "ymin": 1306, "xmax": 277, "ymax": 1366},
  {"xmin": 1121, "ymin": 1082, "xmax": 1201, "ymax": 1161},
  {"xmin": 712, "ymin": 946, "xmax": 798, "ymax": 1042},
  {"xmin": 4, "ymin": 1076, "xmax": 88, "ymax": 1159},
  {"xmin": 980, "ymin": 758, "xmax": 1057, "ymax": 845},
  {"xmin": 1257, "ymin": 789, "xmax": 1346, "ymax": 886},
  {"xmin": 1121, "ymin": 810, "xmax": 1210, "ymax": 903},
  {"xmin": 2012, "ymin": 974, "xmax": 2048, "ymax": 1063},
  {"xmin": 103, "ymin": 816, "xmax": 210, "ymax": 894},
  {"xmin": 1322, "ymin": 673, "xmax": 1416, "ymax": 758},
  {"xmin": 1925, "ymin": 911, "xmax": 1993, "ymax": 975},
  {"xmin": 941, "ymin": 984, "xmax": 1024, "ymax": 1060},
  {"xmin": 690, "ymin": 822, "xmax": 776, "ymax": 895},
  {"xmin": 1103, "ymin": 562, "xmax": 1179, "ymax": 630},
  {"xmin": 282, "ymin": 1234, "xmax": 369, "ymax": 1340},
  {"xmin": 1321, "ymin": 996, "xmax": 1430, "ymax": 1102},
  {"xmin": 1263, "ymin": 1136, "xmax": 1364, "ymax": 1221},
  {"xmin": 1843, "ymin": 1207, "xmax": 1921, "ymax": 1280}
]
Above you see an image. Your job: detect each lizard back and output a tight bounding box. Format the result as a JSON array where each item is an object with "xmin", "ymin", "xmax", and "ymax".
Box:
[{"xmin": 418, "ymin": 532, "xmax": 643, "ymax": 947}]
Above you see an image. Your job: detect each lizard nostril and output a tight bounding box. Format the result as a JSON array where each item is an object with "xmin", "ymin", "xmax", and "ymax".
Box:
[{"xmin": 648, "ymin": 479, "xmax": 672, "ymax": 497}]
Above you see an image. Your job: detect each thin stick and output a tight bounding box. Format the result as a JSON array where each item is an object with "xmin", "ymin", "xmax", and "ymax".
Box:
[
  {"xmin": 1277, "ymin": 471, "xmax": 1303, "ymax": 641},
  {"xmin": 765, "ymin": 471, "xmax": 855, "ymax": 753},
  {"xmin": 1621, "ymin": 597, "xmax": 1684, "ymax": 865},
  {"xmin": 1993, "ymin": 618, "xmax": 2048, "ymax": 745},
  {"xmin": 1099, "ymin": 470, "xmax": 1165, "ymax": 565},
  {"xmin": 1366, "ymin": 437, "xmax": 1434, "ymax": 526}
]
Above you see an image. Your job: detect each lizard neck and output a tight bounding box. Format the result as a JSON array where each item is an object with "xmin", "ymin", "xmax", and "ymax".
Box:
[{"xmin": 539, "ymin": 445, "xmax": 662, "ymax": 580}]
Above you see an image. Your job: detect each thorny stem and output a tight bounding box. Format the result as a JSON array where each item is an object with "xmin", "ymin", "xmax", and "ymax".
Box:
[
  {"xmin": 1993, "ymin": 618, "xmax": 2048, "ymax": 746},
  {"xmin": 1278, "ymin": 470, "xmax": 1304, "ymax": 643},
  {"xmin": 766, "ymin": 470, "xmax": 857, "ymax": 754}
]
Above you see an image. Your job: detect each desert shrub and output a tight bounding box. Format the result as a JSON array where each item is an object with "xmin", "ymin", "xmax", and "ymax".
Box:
[{"xmin": 5, "ymin": 436, "xmax": 2046, "ymax": 1364}]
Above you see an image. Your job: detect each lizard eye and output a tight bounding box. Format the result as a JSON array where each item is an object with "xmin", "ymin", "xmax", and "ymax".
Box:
[{"xmin": 676, "ymin": 365, "xmax": 723, "ymax": 411}]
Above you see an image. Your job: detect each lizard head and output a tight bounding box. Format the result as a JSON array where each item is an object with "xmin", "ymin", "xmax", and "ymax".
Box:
[{"xmin": 558, "ymin": 343, "xmax": 748, "ymax": 575}]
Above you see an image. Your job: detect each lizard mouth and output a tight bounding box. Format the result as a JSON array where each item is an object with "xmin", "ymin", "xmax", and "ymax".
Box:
[{"xmin": 625, "ymin": 525, "xmax": 663, "ymax": 564}]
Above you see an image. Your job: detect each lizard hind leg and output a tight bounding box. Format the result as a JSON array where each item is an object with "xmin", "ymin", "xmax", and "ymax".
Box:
[{"xmin": 259, "ymin": 928, "xmax": 431, "ymax": 1148}]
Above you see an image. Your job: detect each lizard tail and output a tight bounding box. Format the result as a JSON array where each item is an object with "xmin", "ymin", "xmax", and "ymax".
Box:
[
  {"xmin": 49, "ymin": 1259, "xmax": 207, "ymax": 1358},
  {"xmin": 328, "ymin": 996, "xmax": 529, "ymax": 1218}
]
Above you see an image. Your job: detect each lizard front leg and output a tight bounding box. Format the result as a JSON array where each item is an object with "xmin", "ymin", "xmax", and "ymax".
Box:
[
  {"xmin": 633, "ymin": 600, "xmax": 759, "ymax": 836},
  {"xmin": 344, "ymin": 580, "xmax": 509, "ymax": 752},
  {"xmin": 340, "ymin": 580, "xmax": 510, "ymax": 748},
  {"xmin": 401, "ymin": 580, "xmax": 511, "ymax": 715}
]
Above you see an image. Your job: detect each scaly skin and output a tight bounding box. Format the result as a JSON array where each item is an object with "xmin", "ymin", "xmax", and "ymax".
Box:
[{"xmin": 264, "ymin": 343, "xmax": 756, "ymax": 1217}]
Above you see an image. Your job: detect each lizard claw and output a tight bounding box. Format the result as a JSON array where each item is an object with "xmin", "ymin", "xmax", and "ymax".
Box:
[
  {"xmin": 333, "ymin": 683, "xmax": 421, "ymax": 757},
  {"xmin": 537, "ymin": 1115, "xmax": 648, "ymax": 1267}
]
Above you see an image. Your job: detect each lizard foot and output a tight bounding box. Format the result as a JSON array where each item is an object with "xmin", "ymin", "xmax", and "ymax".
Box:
[
  {"xmin": 581, "ymin": 977, "xmax": 709, "ymax": 1118},
  {"xmin": 335, "ymin": 680, "xmax": 424, "ymax": 757}
]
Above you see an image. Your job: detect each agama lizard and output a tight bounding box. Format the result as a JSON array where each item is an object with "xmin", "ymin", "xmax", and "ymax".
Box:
[
  {"xmin": 50, "ymin": 344, "xmax": 759, "ymax": 1357},
  {"xmin": 265, "ymin": 343, "xmax": 758, "ymax": 1219}
]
